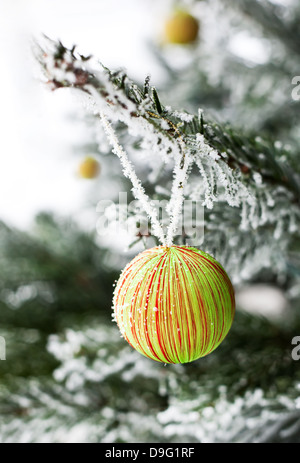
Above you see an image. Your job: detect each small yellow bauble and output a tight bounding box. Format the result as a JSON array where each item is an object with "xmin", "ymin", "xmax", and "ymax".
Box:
[
  {"xmin": 165, "ymin": 11, "xmax": 199, "ymax": 45},
  {"xmin": 78, "ymin": 157, "xmax": 101, "ymax": 179}
]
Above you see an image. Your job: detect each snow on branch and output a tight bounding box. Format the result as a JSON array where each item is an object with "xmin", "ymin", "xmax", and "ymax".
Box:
[
  {"xmin": 194, "ymin": 134, "xmax": 255, "ymax": 209},
  {"xmin": 35, "ymin": 38, "xmax": 299, "ymax": 250}
]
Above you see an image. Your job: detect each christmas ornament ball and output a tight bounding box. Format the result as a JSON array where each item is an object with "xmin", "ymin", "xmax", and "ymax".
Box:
[
  {"xmin": 78, "ymin": 156, "xmax": 101, "ymax": 179},
  {"xmin": 113, "ymin": 246, "xmax": 235, "ymax": 364},
  {"xmin": 164, "ymin": 11, "xmax": 199, "ymax": 45}
]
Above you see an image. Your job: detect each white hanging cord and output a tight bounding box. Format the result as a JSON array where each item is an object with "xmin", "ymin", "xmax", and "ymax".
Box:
[{"xmin": 99, "ymin": 111, "xmax": 167, "ymax": 246}]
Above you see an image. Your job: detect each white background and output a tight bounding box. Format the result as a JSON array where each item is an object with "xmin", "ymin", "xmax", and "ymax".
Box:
[{"xmin": 0, "ymin": 0, "xmax": 171, "ymax": 229}]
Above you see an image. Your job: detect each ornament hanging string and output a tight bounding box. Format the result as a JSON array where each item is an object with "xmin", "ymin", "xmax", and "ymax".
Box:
[
  {"xmin": 165, "ymin": 138, "xmax": 191, "ymax": 247},
  {"xmin": 99, "ymin": 110, "xmax": 191, "ymax": 247},
  {"xmin": 99, "ymin": 111, "xmax": 167, "ymax": 245},
  {"xmin": 145, "ymin": 111, "xmax": 192, "ymax": 247}
]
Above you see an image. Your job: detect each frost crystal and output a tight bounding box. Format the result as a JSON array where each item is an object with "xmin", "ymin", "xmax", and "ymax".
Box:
[{"xmin": 193, "ymin": 134, "xmax": 254, "ymax": 210}]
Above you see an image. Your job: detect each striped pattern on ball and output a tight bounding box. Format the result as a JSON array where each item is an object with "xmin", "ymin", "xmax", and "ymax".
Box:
[{"xmin": 113, "ymin": 246, "xmax": 235, "ymax": 364}]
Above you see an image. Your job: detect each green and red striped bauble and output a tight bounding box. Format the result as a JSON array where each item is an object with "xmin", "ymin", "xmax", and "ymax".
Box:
[{"xmin": 113, "ymin": 246, "xmax": 235, "ymax": 364}]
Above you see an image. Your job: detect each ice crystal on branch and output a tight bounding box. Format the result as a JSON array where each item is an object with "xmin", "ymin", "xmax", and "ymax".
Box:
[{"xmin": 193, "ymin": 133, "xmax": 254, "ymax": 209}]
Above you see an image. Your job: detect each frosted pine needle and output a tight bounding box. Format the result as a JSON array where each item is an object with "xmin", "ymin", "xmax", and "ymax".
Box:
[
  {"xmin": 195, "ymin": 134, "xmax": 255, "ymax": 209},
  {"xmin": 36, "ymin": 38, "xmax": 297, "ymax": 254}
]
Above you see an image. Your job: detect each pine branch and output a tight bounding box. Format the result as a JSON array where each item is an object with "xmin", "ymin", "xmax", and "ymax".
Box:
[
  {"xmin": 36, "ymin": 37, "xmax": 300, "ymax": 198},
  {"xmin": 197, "ymin": 118, "xmax": 300, "ymax": 203},
  {"xmin": 34, "ymin": 37, "xmax": 300, "ymax": 261}
]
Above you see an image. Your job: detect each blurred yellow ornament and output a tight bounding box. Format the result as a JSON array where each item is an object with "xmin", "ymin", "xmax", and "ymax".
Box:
[
  {"xmin": 164, "ymin": 11, "xmax": 199, "ymax": 45},
  {"xmin": 78, "ymin": 157, "xmax": 101, "ymax": 179}
]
